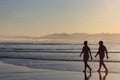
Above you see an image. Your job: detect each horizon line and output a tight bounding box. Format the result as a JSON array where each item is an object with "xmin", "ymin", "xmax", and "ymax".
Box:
[{"xmin": 0, "ymin": 32, "xmax": 120, "ymax": 37}]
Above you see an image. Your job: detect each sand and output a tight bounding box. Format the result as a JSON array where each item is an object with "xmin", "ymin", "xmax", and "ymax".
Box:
[{"xmin": 0, "ymin": 58, "xmax": 120, "ymax": 80}]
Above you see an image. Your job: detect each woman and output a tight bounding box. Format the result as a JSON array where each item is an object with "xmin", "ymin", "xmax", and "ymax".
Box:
[{"xmin": 80, "ymin": 41, "xmax": 93, "ymax": 72}]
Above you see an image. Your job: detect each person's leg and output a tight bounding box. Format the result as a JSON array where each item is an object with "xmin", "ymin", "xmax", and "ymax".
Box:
[
  {"xmin": 83, "ymin": 61, "xmax": 87, "ymax": 72},
  {"xmin": 86, "ymin": 61, "xmax": 92, "ymax": 70},
  {"xmin": 86, "ymin": 57, "xmax": 91, "ymax": 71},
  {"xmin": 97, "ymin": 59, "xmax": 102, "ymax": 71},
  {"xmin": 97, "ymin": 62, "xmax": 101, "ymax": 71},
  {"xmin": 102, "ymin": 61, "xmax": 108, "ymax": 71}
]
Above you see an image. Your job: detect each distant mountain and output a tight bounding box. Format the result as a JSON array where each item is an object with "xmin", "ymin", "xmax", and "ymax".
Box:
[
  {"xmin": 40, "ymin": 33, "xmax": 89, "ymax": 39},
  {"xmin": 40, "ymin": 33, "xmax": 120, "ymax": 39},
  {"xmin": 40, "ymin": 33, "xmax": 120, "ymax": 43},
  {"xmin": 0, "ymin": 33, "xmax": 120, "ymax": 43}
]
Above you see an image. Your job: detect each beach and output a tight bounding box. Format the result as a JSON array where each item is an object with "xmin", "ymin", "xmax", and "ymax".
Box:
[
  {"xmin": 0, "ymin": 58, "xmax": 120, "ymax": 80},
  {"xmin": 0, "ymin": 43, "xmax": 120, "ymax": 80},
  {"xmin": 1, "ymin": 0, "xmax": 120, "ymax": 79}
]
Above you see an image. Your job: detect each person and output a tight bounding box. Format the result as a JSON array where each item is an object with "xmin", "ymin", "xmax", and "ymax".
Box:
[
  {"xmin": 95, "ymin": 41, "xmax": 109, "ymax": 72},
  {"xmin": 80, "ymin": 41, "xmax": 93, "ymax": 72}
]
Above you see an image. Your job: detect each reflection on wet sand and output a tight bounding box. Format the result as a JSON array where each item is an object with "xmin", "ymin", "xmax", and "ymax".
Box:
[
  {"xmin": 83, "ymin": 71, "xmax": 108, "ymax": 80},
  {"xmin": 98, "ymin": 71, "xmax": 108, "ymax": 80},
  {"xmin": 83, "ymin": 71, "xmax": 92, "ymax": 80}
]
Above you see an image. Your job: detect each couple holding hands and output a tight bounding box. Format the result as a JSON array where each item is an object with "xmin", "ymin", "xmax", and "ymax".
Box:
[{"xmin": 80, "ymin": 41, "xmax": 109, "ymax": 72}]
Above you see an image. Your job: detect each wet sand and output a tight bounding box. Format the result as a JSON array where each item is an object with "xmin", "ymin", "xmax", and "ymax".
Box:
[{"xmin": 0, "ymin": 58, "xmax": 120, "ymax": 80}]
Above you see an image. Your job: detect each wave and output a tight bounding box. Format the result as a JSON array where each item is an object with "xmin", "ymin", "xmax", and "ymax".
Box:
[
  {"xmin": 0, "ymin": 42, "xmax": 97, "ymax": 45},
  {"xmin": 0, "ymin": 48, "xmax": 119, "ymax": 53},
  {"xmin": 0, "ymin": 47, "xmax": 96, "ymax": 53},
  {"xmin": 0, "ymin": 48, "xmax": 83, "ymax": 51},
  {"xmin": 0, "ymin": 52, "xmax": 120, "ymax": 63},
  {"xmin": 0, "ymin": 42, "xmax": 120, "ymax": 53},
  {"xmin": 0, "ymin": 57, "xmax": 120, "ymax": 63}
]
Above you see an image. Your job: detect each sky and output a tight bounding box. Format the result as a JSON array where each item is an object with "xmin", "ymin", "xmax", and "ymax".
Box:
[{"xmin": 0, "ymin": 0, "xmax": 120, "ymax": 37}]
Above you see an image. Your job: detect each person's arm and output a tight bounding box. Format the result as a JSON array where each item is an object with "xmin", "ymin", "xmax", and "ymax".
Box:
[
  {"xmin": 95, "ymin": 52, "xmax": 99, "ymax": 57},
  {"xmin": 105, "ymin": 46, "xmax": 109, "ymax": 59},
  {"xmin": 80, "ymin": 47, "xmax": 84, "ymax": 57},
  {"xmin": 89, "ymin": 48, "xmax": 93, "ymax": 60},
  {"xmin": 95, "ymin": 48, "xmax": 99, "ymax": 57}
]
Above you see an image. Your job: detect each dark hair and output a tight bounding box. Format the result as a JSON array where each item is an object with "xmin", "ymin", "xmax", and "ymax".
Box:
[
  {"xmin": 99, "ymin": 41, "xmax": 103, "ymax": 45},
  {"xmin": 84, "ymin": 41, "xmax": 88, "ymax": 45}
]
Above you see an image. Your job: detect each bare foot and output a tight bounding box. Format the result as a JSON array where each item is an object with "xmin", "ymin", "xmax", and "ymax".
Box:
[
  {"xmin": 90, "ymin": 68, "xmax": 92, "ymax": 71},
  {"xmin": 83, "ymin": 70, "xmax": 86, "ymax": 72}
]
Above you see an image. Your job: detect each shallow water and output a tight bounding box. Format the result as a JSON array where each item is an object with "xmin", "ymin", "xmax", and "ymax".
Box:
[{"xmin": 0, "ymin": 43, "xmax": 120, "ymax": 62}]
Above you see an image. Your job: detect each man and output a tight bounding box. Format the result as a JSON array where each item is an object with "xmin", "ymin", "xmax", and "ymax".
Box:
[{"xmin": 95, "ymin": 41, "xmax": 109, "ymax": 72}]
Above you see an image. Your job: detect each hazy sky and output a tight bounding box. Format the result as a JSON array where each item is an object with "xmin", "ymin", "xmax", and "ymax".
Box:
[{"xmin": 0, "ymin": 0, "xmax": 120, "ymax": 36}]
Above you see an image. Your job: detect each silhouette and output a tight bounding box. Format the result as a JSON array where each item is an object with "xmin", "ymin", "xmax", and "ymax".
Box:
[
  {"xmin": 84, "ymin": 71, "xmax": 92, "ymax": 80},
  {"xmin": 98, "ymin": 71, "xmax": 108, "ymax": 80},
  {"xmin": 80, "ymin": 41, "xmax": 93, "ymax": 72},
  {"xmin": 95, "ymin": 41, "xmax": 109, "ymax": 72}
]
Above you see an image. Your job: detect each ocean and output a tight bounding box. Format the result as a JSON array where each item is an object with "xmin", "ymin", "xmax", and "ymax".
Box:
[
  {"xmin": 0, "ymin": 42, "xmax": 120, "ymax": 62},
  {"xmin": 0, "ymin": 42, "xmax": 120, "ymax": 80}
]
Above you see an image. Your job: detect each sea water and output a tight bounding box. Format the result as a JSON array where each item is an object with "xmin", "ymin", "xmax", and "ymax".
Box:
[
  {"xmin": 0, "ymin": 42, "xmax": 120, "ymax": 62},
  {"xmin": 0, "ymin": 42, "xmax": 120, "ymax": 77}
]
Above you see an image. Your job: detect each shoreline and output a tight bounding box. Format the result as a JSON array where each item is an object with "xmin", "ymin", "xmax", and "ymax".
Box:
[{"xmin": 0, "ymin": 58, "xmax": 120, "ymax": 80}]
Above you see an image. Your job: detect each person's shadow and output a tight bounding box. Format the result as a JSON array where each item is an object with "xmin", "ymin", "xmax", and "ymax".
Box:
[
  {"xmin": 98, "ymin": 71, "xmax": 108, "ymax": 80},
  {"xmin": 83, "ymin": 71, "xmax": 92, "ymax": 80}
]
